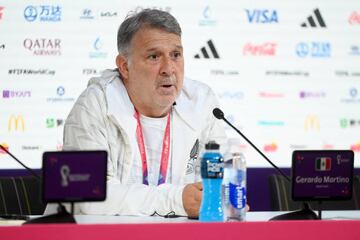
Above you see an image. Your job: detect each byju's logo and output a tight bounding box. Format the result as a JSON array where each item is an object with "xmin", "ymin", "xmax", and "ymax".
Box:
[
  {"xmin": 199, "ymin": 6, "xmax": 217, "ymax": 26},
  {"xmin": 23, "ymin": 38, "xmax": 61, "ymax": 56},
  {"xmin": 243, "ymin": 42, "xmax": 277, "ymax": 56},
  {"xmin": 348, "ymin": 11, "xmax": 360, "ymax": 25},
  {"xmin": 245, "ymin": 9, "xmax": 278, "ymax": 23},
  {"xmin": 301, "ymin": 8, "xmax": 326, "ymax": 28},
  {"xmin": 296, "ymin": 42, "xmax": 331, "ymax": 58},
  {"xmin": 80, "ymin": 9, "xmax": 94, "ymax": 19},
  {"xmin": 2, "ymin": 90, "xmax": 31, "ymax": 98},
  {"xmin": 0, "ymin": 6, "xmax": 5, "ymax": 20},
  {"xmin": 89, "ymin": 37, "xmax": 108, "ymax": 58},
  {"xmin": 8, "ymin": 115, "xmax": 25, "ymax": 132},
  {"xmin": 299, "ymin": 91, "xmax": 326, "ymax": 99},
  {"xmin": 194, "ymin": 40, "xmax": 219, "ymax": 59},
  {"xmin": 24, "ymin": 5, "xmax": 61, "ymax": 22}
]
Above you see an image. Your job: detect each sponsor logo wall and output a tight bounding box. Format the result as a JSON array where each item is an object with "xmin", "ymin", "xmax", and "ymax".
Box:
[{"xmin": 0, "ymin": 0, "xmax": 359, "ymax": 168}]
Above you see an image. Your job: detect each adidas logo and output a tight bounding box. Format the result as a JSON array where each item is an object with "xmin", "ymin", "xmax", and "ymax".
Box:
[
  {"xmin": 301, "ymin": 8, "xmax": 326, "ymax": 28},
  {"xmin": 194, "ymin": 40, "xmax": 220, "ymax": 59}
]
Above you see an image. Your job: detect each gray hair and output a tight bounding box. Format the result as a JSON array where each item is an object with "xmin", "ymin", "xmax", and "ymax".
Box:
[{"xmin": 117, "ymin": 9, "xmax": 182, "ymax": 56}]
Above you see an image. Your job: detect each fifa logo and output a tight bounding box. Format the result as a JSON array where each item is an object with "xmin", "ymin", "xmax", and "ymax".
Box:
[
  {"xmin": 304, "ymin": 115, "xmax": 320, "ymax": 131},
  {"xmin": 60, "ymin": 165, "xmax": 70, "ymax": 187},
  {"xmin": 8, "ymin": 115, "xmax": 25, "ymax": 132}
]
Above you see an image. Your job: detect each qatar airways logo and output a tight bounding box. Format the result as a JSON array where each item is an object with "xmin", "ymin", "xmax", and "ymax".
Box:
[
  {"xmin": 23, "ymin": 38, "xmax": 61, "ymax": 56},
  {"xmin": 243, "ymin": 42, "xmax": 277, "ymax": 56},
  {"xmin": 348, "ymin": 12, "xmax": 360, "ymax": 25}
]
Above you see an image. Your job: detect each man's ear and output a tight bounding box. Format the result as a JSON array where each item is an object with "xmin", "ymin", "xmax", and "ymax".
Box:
[{"xmin": 116, "ymin": 54, "xmax": 129, "ymax": 80}]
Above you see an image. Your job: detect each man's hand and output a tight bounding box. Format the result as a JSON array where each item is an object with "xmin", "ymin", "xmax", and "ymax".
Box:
[{"xmin": 182, "ymin": 182, "xmax": 202, "ymax": 218}]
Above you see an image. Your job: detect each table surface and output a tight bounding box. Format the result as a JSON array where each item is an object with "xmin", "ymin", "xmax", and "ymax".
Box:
[
  {"xmin": 72, "ymin": 210, "xmax": 360, "ymax": 224},
  {"xmin": 1, "ymin": 211, "xmax": 360, "ymax": 240},
  {"xmin": 1, "ymin": 210, "xmax": 360, "ymax": 226}
]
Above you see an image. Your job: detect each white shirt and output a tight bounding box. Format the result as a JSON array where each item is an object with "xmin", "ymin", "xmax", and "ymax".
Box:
[{"xmin": 128, "ymin": 114, "xmax": 170, "ymax": 186}]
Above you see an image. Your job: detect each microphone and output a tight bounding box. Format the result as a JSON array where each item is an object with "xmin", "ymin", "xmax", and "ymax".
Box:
[
  {"xmin": 0, "ymin": 145, "xmax": 40, "ymax": 181},
  {"xmin": 212, "ymin": 108, "xmax": 318, "ymax": 220},
  {"xmin": 212, "ymin": 108, "xmax": 289, "ymax": 181},
  {"xmin": 0, "ymin": 144, "xmax": 76, "ymax": 224}
]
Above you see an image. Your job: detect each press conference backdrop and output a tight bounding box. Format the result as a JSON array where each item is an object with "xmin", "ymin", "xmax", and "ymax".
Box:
[{"xmin": 0, "ymin": 1, "xmax": 360, "ymax": 169}]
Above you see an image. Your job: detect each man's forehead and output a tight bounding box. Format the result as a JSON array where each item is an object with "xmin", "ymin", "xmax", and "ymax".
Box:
[{"xmin": 144, "ymin": 44, "xmax": 183, "ymax": 52}]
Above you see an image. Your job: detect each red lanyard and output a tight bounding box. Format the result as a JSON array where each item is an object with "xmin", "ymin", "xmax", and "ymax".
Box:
[{"xmin": 134, "ymin": 110, "xmax": 171, "ymax": 185}]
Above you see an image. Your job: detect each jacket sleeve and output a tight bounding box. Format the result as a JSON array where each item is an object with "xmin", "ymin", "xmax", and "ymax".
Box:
[{"xmin": 62, "ymin": 85, "xmax": 187, "ymax": 216}]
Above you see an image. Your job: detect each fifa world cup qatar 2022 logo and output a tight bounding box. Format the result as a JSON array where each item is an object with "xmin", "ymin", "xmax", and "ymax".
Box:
[{"xmin": 60, "ymin": 165, "xmax": 90, "ymax": 187}]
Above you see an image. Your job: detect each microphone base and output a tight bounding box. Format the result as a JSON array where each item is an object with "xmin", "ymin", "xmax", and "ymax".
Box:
[
  {"xmin": 269, "ymin": 203, "xmax": 319, "ymax": 221},
  {"xmin": 23, "ymin": 204, "xmax": 76, "ymax": 225}
]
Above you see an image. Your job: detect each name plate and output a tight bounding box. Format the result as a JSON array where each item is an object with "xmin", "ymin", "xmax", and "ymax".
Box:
[
  {"xmin": 292, "ymin": 150, "xmax": 354, "ymax": 201},
  {"xmin": 42, "ymin": 151, "xmax": 107, "ymax": 202}
]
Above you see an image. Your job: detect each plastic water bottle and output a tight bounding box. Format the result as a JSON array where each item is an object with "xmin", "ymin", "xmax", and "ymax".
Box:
[
  {"xmin": 199, "ymin": 141, "xmax": 224, "ymax": 222},
  {"xmin": 223, "ymin": 138, "xmax": 246, "ymax": 221}
]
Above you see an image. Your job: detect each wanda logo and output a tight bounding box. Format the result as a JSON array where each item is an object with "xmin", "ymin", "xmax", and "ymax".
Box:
[
  {"xmin": 348, "ymin": 12, "xmax": 360, "ymax": 24},
  {"xmin": 243, "ymin": 42, "xmax": 277, "ymax": 56}
]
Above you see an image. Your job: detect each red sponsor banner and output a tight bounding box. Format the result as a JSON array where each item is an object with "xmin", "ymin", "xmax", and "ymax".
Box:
[{"xmin": 243, "ymin": 42, "xmax": 277, "ymax": 56}]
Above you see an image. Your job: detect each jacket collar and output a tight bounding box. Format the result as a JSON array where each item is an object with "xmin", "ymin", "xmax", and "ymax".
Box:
[{"xmin": 102, "ymin": 69, "xmax": 199, "ymax": 132}]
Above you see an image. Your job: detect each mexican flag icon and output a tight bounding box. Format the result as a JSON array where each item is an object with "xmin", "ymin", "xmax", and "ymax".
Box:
[{"xmin": 316, "ymin": 157, "xmax": 331, "ymax": 171}]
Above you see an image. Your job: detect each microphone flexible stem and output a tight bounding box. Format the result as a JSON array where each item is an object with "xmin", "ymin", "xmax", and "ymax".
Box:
[
  {"xmin": 0, "ymin": 144, "xmax": 41, "ymax": 180},
  {"xmin": 222, "ymin": 118, "xmax": 291, "ymax": 182}
]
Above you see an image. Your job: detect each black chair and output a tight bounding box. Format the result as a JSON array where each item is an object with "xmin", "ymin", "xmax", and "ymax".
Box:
[
  {"xmin": 269, "ymin": 174, "xmax": 360, "ymax": 211},
  {"xmin": 0, "ymin": 176, "xmax": 46, "ymax": 215}
]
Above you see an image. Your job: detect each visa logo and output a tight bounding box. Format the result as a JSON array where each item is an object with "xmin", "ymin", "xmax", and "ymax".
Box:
[{"xmin": 245, "ymin": 9, "xmax": 278, "ymax": 23}]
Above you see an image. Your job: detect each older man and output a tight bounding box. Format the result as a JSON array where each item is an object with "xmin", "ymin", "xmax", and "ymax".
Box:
[{"xmin": 61, "ymin": 9, "xmax": 226, "ymax": 218}]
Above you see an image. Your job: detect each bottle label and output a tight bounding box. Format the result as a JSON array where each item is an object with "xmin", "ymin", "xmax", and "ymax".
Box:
[
  {"xmin": 229, "ymin": 183, "xmax": 246, "ymax": 209},
  {"xmin": 201, "ymin": 155, "xmax": 223, "ymax": 179}
]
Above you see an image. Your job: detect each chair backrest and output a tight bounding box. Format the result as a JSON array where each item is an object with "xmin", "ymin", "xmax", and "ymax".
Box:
[
  {"xmin": 0, "ymin": 176, "xmax": 46, "ymax": 215},
  {"xmin": 269, "ymin": 174, "xmax": 360, "ymax": 211}
]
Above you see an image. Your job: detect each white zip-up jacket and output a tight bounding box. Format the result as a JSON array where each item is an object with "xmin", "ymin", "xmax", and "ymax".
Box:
[{"xmin": 49, "ymin": 69, "xmax": 226, "ymax": 216}]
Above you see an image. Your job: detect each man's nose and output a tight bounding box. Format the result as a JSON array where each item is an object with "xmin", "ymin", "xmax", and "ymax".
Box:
[{"xmin": 160, "ymin": 56, "xmax": 175, "ymax": 76}]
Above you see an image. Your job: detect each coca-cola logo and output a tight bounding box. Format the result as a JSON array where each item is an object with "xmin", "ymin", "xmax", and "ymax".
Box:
[
  {"xmin": 23, "ymin": 38, "xmax": 61, "ymax": 56},
  {"xmin": 243, "ymin": 42, "xmax": 277, "ymax": 56},
  {"xmin": 348, "ymin": 12, "xmax": 360, "ymax": 25}
]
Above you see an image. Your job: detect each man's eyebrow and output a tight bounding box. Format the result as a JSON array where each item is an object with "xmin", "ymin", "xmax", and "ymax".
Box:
[{"xmin": 145, "ymin": 45, "xmax": 183, "ymax": 52}]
